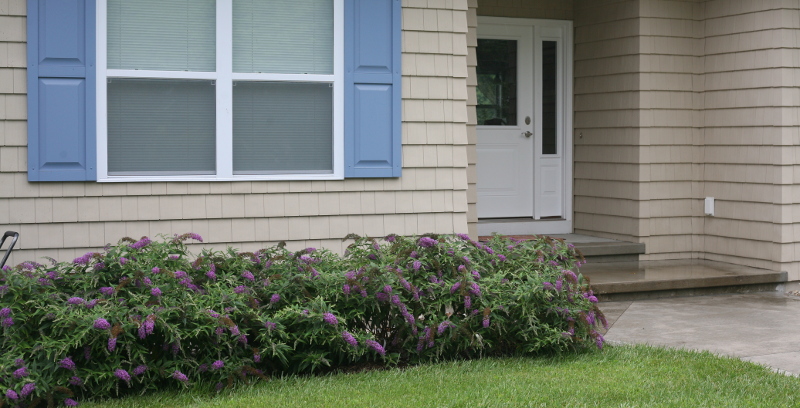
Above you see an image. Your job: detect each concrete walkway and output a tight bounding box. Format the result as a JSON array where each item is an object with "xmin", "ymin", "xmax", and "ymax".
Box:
[{"xmin": 601, "ymin": 292, "xmax": 800, "ymax": 375}]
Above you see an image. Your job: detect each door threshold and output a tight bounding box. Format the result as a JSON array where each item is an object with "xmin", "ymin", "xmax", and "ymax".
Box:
[
  {"xmin": 479, "ymin": 217, "xmax": 565, "ymax": 223},
  {"xmin": 477, "ymin": 218, "xmax": 572, "ymax": 236}
]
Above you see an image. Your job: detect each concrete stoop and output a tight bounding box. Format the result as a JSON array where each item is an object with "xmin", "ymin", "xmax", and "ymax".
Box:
[
  {"xmin": 479, "ymin": 233, "xmax": 788, "ymax": 301},
  {"xmin": 580, "ymin": 259, "xmax": 788, "ymax": 302}
]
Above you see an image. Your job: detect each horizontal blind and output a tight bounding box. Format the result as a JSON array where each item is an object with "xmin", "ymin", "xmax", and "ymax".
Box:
[
  {"xmin": 107, "ymin": 0, "xmax": 215, "ymax": 72},
  {"xmin": 107, "ymin": 79, "xmax": 216, "ymax": 175},
  {"xmin": 233, "ymin": 82, "xmax": 332, "ymax": 173},
  {"xmin": 233, "ymin": 0, "xmax": 333, "ymax": 74}
]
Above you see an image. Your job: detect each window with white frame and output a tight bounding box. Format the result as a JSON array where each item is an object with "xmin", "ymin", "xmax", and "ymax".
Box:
[{"xmin": 97, "ymin": 0, "xmax": 344, "ymax": 181}]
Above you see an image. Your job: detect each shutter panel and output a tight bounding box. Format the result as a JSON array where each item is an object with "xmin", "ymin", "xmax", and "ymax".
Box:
[
  {"xmin": 344, "ymin": 0, "xmax": 401, "ymax": 178},
  {"xmin": 27, "ymin": 0, "xmax": 97, "ymax": 181}
]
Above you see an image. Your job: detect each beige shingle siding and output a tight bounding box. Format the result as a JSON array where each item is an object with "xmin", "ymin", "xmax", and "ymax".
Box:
[
  {"xmin": 478, "ymin": 0, "xmax": 573, "ymax": 20},
  {"xmin": 573, "ymin": 0, "xmax": 643, "ymax": 242},
  {"xmin": 0, "ymin": 1, "xmax": 472, "ymax": 264},
  {"xmin": 574, "ymin": 0, "xmax": 800, "ymax": 278},
  {"xmin": 701, "ymin": 1, "xmax": 800, "ymax": 278},
  {"xmin": 466, "ymin": 0, "xmax": 477, "ymax": 237}
]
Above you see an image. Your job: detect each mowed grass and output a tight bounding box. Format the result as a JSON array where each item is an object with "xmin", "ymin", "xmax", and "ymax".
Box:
[{"xmin": 82, "ymin": 345, "xmax": 800, "ymax": 408}]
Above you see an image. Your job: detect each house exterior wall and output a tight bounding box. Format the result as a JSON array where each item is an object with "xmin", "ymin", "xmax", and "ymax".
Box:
[
  {"xmin": 478, "ymin": 0, "xmax": 573, "ymax": 20},
  {"xmin": 573, "ymin": 0, "xmax": 644, "ymax": 243},
  {"xmin": 573, "ymin": 0, "xmax": 800, "ymax": 279},
  {"xmin": 0, "ymin": 0, "xmax": 471, "ymax": 265},
  {"xmin": 701, "ymin": 0, "xmax": 800, "ymax": 277},
  {"xmin": 635, "ymin": 0, "xmax": 704, "ymax": 261}
]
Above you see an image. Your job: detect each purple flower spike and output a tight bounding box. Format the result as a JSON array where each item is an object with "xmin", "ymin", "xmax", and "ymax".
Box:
[
  {"xmin": 151, "ymin": 287, "xmax": 162, "ymax": 297},
  {"xmin": 69, "ymin": 376, "xmax": 83, "ymax": 386},
  {"xmin": 2, "ymin": 317, "xmax": 14, "ymax": 328},
  {"xmin": 93, "ymin": 318, "xmax": 111, "ymax": 330},
  {"xmin": 108, "ymin": 337, "xmax": 117, "ymax": 352},
  {"xmin": 417, "ymin": 237, "xmax": 438, "ymax": 248},
  {"xmin": 450, "ymin": 282, "xmax": 462, "ymax": 294},
  {"xmin": 151, "ymin": 267, "xmax": 161, "ymax": 274},
  {"xmin": 342, "ymin": 331, "xmax": 358, "ymax": 347},
  {"xmin": 119, "ymin": 257, "xmax": 128, "ymax": 265},
  {"xmin": 234, "ymin": 285, "xmax": 248, "ymax": 294},
  {"xmin": 212, "ymin": 360, "xmax": 224, "ymax": 370},
  {"xmin": 99, "ymin": 287, "xmax": 115, "ymax": 296},
  {"xmin": 14, "ymin": 359, "xmax": 24, "ymax": 367},
  {"xmin": 133, "ymin": 365, "xmax": 148, "ymax": 376},
  {"xmin": 129, "ymin": 237, "xmax": 151, "ymax": 249},
  {"xmin": 174, "ymin": 270, "xmax": 188, "ymax": 279},
  {"xmin": 85, "ymin": 299, "xmax": 99, "ymax": 309},
  {"xmin": 0, "ymin": 307, "xmax": 10, "ymax": 318},
  {"xmin": 464, "ymin": 296, "xmax": 472, "ymax": 309},
  {"xmin": 365, "ymin": 339, "xmax": 386, "ymax": 356},
  {"xmin": 323, "ymin": 312, "xmax": 339, "ymax": 326},
  {"xmin": 264, "ymin": 321, "xmax": 276, "ymax": 331},
  {"xmin": 60, "ymin": 357, "xmax": 77, "ymax": 371},
  {"xmin": 241, "ymin": 270, "xmax": 255, "ymax": 281},
  {"xmin": 5, "ymin": 389, "xmax": 18, "ymax": 400},
  {"xmin": 172, "ymin": 370, "xmax": 189, "ymax": 383},
  {"xmin": 383, "ymin": 285, "xmax": 392, "ymax": 293},
  {"xmin": 437, "ymin": 321, "xmax": 454, "ymax": 335},
  {"xmin": 342, "ymin": 284, "xmax": 351, "ymax": 295},
  {"xmin": 20, "ymin": 383, "xmax": 35, "ymax": 398},
  {"xmin": 13, "ymin": 367, "xmax": 28, "ymax": 378},
  {"xmin": 469, "ymin": 282, "xmax": 482, "ymax": 296},
  {"xmin": 270, "ymin": 294, "xmax": 280, "ymax": 304},
  {"xmin": 64, "ymin": 398, "xmax": 79, "ymax": 407},
  {"xmin": 114, "ymin": 369, "xmax": 131, "ymax": 383},
  {"xmin": 483, "ymin": 317, "xmax": 491, "ymax": 328},
  {"xmin": 67, "ymin": 297, "xmax": 85, "ymax": 305}
]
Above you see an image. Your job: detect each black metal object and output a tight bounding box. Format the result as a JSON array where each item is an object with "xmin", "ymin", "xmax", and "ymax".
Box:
[{"xmin": 0, "ymin": 231, "xmax": 19, "ymax": 269}]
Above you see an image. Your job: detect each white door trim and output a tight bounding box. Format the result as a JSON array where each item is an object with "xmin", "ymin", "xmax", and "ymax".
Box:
[{"xmin": 476, "ymin": 16, "xmax": 573, "ymax": 235}]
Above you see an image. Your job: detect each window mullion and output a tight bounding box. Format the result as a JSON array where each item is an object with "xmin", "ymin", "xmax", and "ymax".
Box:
[{"xmin": 216, "ymin": 0, "xmax": 234, "ymax": 179}]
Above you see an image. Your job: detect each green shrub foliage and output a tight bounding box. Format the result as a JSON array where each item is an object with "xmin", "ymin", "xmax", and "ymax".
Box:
[{"xmin": 0, "ymin": 233, "xmax": 604, "ymax": 406}]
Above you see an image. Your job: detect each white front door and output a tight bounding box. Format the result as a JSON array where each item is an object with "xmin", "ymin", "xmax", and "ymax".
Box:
[{"xmin": 476, "ymin": 18, "xmax": 573, "ymax": 229}]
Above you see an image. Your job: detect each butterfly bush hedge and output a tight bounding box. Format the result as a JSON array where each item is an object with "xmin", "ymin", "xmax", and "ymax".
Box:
[{"xmin": 0, "ymin": 232, "xmax": 604, "ymax": 407}]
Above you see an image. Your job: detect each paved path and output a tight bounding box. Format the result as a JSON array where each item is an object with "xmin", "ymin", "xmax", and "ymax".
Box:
[{"xmin": 601, "ymin": 292, "xmax": 800, "ymax": 375}]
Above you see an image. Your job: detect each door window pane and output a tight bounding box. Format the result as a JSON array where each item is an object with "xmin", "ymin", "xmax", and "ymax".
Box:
[
  {"xmin": 542, "ymin": 41, "xmax": 557, "ymax": 155},
  {"xmin": 107, "ymin": 0, "xmax": 216, "ymax": 72},
  {"xmin": 476, "ymin": 39, "xmax": 517, "ymax": 126},
  {"xmin": 233, "ymin": 0, "xmax": 333, "ymax": 74},
  {"xmin": 107, "ymin": 79, "xmax": 216, "ymax": 175},
  {"xmin": 233, "ymin": 82, "xmax": 333, "ymax": 174}
]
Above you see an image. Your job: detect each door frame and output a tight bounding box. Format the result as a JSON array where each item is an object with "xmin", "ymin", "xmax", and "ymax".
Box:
[{"xmin": 475, "ymin": 16, "xmax": 573, "ymax": 236}]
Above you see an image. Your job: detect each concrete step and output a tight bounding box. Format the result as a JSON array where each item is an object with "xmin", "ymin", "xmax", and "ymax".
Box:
[
  {"xmin": 580, "ymin": 259, "xmax": 788, "ymax": 301},
  {"xmin": 571, "ymin": 241, "xmax": 645, "ymax": 263},
  {"xmin": 479, "ymin": 233, "xmax": 645, "ymax": 263}
]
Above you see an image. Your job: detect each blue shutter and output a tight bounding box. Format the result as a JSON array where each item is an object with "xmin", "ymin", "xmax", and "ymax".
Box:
[
  {"xmin": 27, "ymin": 0, "xmax": 96, "ymax": 181},
  {"xmin": 344, "ymin": 0, "xmax": 401, "ymax": 178}
]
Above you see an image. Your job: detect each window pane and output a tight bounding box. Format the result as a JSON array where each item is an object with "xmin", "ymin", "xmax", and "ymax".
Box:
[
  {"xmin": 542, "ymin": 41, "xmax": 557, "ymax": 155},
  {"xmin": 476, "ymin": 39, "xmax": 517, "ymax": 126},
  {"xmin": 107, "ymin": 79, "xmax": 216, "ymax": 175},
  {"xmin": 233, "ymin": 82, "xmax": 333, "ymax": 174},
  {"xmin": 107, "ymin": 0, "xmax": 215, "ymax": 72},
  {"xmin": 233, "ymin": 0, "xmax": 333, "ymax": 74}
]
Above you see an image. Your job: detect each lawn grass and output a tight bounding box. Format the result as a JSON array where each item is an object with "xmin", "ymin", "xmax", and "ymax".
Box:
[{"xmin": 82, "ymin": 344, "xmax": 800, "ymax": 407}]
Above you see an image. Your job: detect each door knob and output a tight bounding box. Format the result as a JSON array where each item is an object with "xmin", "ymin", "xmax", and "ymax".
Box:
[{"xmin": 523, "ymin": 131, "xmax": 533, "ymax": 138}]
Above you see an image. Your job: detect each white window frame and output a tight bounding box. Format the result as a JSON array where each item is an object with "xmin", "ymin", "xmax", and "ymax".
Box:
[{"xmin": 96, "ymin": 0, "xmax": 345, "ymax": 182}]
